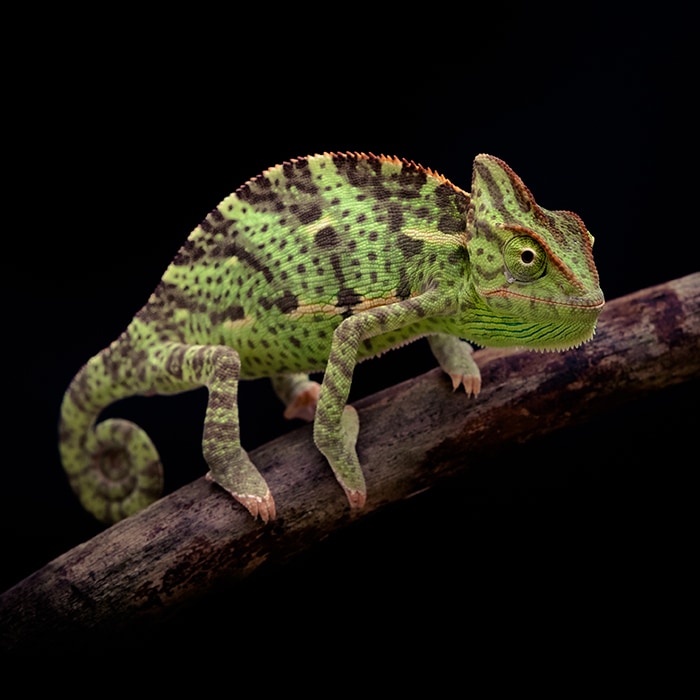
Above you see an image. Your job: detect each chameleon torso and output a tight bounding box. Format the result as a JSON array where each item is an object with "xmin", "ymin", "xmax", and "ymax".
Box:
[
  {"xmin": 135, "ymin": 154, "xmax": 470, "ymax": 380},
  {"xmin": 59, "ymin": 152, "xmax": 604, "ymax": 523}
]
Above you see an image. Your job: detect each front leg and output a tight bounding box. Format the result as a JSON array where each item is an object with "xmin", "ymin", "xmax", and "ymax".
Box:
[
  {"xmin": 313, "ymin": 290, "xmax": 453, "ymax": 509},
  {"xmin": 428, "ymin": 333, "xmax": 481, "ymax": 396}
]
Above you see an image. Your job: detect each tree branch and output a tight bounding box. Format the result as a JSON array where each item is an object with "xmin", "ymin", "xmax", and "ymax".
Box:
[{"xmin": 2, "ymin": 273, "xmax": 698, "ymax": 651}]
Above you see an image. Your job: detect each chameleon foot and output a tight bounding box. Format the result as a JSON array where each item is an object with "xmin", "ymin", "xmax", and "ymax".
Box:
[
  {"xmin": 205, "ymin": 447, "xmax": 276, "ymax": 522},
  {"xmin": 428, "ymin": 334, "xmax": 482, "ymax": 397},
  {"xmin": 314, "ymin": 405, "xmax": 368, "ymax": 510},
  {"xmin": 237, "ymin": 490, "xmax": 276, "ymax": 522},
  {"xmin": 205, "ymin": 472, "xmax": 277, "ymax": 522},
  {"xmin": 449, "ymin": 372, "xmax": 482, "ymax": 396},
  {"xmin": 283, "ymin": 380, "xmax": 321, "ymax": 422},
  {"xmin": 343, "ymin": 486, "xmax": 367, "ymax": 509}
]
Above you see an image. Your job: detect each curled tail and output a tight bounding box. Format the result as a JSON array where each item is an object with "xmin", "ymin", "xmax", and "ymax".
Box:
[{"xmin": 58, "ymin": 340, "xmax": 163, "ymax": 524}]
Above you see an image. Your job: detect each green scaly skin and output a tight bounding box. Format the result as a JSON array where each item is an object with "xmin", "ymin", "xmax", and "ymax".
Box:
[{"xmin": 59, "ymin": 152, "xmax": 604, "ymax": 524}]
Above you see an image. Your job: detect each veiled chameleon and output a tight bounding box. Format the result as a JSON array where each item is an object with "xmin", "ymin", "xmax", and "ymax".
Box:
[{"xmin": 59, "ymin": 152, "xmax": 604, "ymax": 523}]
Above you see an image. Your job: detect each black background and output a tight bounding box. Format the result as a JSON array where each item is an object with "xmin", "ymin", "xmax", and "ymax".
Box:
[{"xmin": 2, "ymin": 7, "xmax": 695, "ymax": 656}]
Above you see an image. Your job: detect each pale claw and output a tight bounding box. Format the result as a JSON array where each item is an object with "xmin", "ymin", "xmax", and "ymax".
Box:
[
  {"xmin": 235, "ymin": 491, "xmax": 277, "ymax": 523},
  {"xmin": 450, "ymin": 372, "xmax": 482, "ymax": 397},
  {"xmin": 343, "ymin": 487, "xmax": 367, "ymax": 510}
]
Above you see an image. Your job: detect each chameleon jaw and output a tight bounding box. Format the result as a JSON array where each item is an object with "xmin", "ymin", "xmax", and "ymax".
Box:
[{"xmin": 483, "ymin": 287, "xmax": 605, "ymax": 311}]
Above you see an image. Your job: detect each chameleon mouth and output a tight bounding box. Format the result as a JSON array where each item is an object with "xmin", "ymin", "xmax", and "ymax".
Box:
[{"xmin": 484, "ymin": 289, "xmax": 605, "ymax": 311}]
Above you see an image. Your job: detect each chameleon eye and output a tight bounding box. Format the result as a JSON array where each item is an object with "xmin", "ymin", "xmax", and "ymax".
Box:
[{"xmin": 503, "ymin": 236, "xmax": 547, "ymax": 282}]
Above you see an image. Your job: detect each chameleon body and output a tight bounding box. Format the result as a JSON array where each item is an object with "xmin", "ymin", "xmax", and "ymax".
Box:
[{"xmin": 59, "ymin": 152, "xmax": 604, "ymax": 524}]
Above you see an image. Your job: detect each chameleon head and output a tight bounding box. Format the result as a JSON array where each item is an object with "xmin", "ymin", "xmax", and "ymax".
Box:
[{"xmin": 464, "ymin": 154, "xmax": 605, "ymax": 351}]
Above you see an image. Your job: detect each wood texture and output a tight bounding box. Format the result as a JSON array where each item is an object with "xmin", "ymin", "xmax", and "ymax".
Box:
[{"xmin": 1, "ymin": 273, "xmax": 698, "ymax": 651}]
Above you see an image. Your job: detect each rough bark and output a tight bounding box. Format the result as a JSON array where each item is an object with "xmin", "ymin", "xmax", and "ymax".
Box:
[{"xmin": 1, "ymin": 273, "xmax": 698, "ymax": 651}]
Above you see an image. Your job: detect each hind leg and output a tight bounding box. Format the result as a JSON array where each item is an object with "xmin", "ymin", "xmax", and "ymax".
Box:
[{"xmin": 159, "ymin": 343, "xmax": 276, "ymax": 521}]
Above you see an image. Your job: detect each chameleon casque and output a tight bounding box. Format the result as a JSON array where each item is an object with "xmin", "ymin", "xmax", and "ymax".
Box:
[{"xmin": 59, "ymin": 152, "xmax": 604, "ymax": 524}]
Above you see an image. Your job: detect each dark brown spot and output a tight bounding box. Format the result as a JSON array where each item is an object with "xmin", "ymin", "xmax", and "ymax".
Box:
[
  {"xmin": 315, "ymin": 226, "xmax": 339, "ymax": 248},
  {"xmin": 330, "ymin": 252, "xmax": 346, "ymax": 289},
  {"xmin": 387, "ymin": 202, "xmax": 404, "ymax": 232},
  {"xmin": 291, "ymin": 202, "xmax": 323, "ymax": 224},
  {"xmin": 274, "ymin": 291, "xmax": 299, "ymax": 314},
  {"xmin": 222, "ymin": 244, "xmax": 273, "ymax": 283},
  {"xmin": 397, "ymin": 270, "xmax": 412, "ymax": 299},
  {"xmin": 397, "ymin": 234, "xmax": 424, "ymax": 258},
  {"xmin": 338, "ymin": 288, "xmax": 362, "ymax": 307}
]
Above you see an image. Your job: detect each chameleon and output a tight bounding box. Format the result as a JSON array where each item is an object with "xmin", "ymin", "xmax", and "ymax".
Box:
[{"xmin": 58, "ymin": 152, "xmax": 604, "ymax": 524}]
